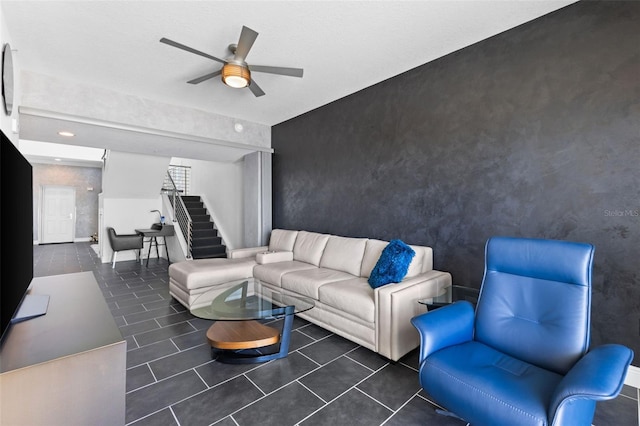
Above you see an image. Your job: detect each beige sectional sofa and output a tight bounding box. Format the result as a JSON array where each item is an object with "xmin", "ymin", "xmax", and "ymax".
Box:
[{"xmin": 169, "ymin": 229, "xmax": 451, "ymax": 361}]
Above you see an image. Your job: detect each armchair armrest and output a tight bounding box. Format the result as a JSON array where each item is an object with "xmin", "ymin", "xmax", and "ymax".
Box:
[
  {"xmin": 228, "ymin": 246, "xmax": 268, "ymax": 259},
  {"xmin": 375, "ymin": 270, "xmax": 452, "ymax": 361},
  {"xmin": 549, "ymin": 344, "xmax": 634, "ymax": 422},
  {"xmin": 411, "ymin": 300, "xmax": 475, "ymax": 365}
]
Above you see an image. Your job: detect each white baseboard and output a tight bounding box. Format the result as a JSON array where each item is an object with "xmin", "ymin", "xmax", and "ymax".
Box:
[
  {"xmin": 625, "ymin": 365, "xmax": 640, "ymax": 389},
  {"xmin": 33, "ymin": 238, "xmax": 92, "ymax": 245}
]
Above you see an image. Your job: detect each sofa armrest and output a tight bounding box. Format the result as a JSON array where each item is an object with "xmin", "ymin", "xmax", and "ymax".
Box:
[
  {"xmin": 228, "ymin": 246, "xmax": 268, "ymax": 259},
  {"xmin": 375, "ymin": 270, "xmax": 452, "ymax": 361},
  {"xmin": 256, "ymin": 251, "xmax": 294, "ymax": 264}
]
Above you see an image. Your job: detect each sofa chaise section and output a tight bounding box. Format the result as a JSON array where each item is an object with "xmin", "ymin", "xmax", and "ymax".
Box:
[{"xmin": 169, "ymin": 257, "xmax": 256, "ymax": 308}]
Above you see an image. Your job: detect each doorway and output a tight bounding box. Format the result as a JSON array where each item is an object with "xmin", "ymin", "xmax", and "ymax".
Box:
[{"xmin": 41, "ymin": 185, "xmax": 76, "ymax": 244}]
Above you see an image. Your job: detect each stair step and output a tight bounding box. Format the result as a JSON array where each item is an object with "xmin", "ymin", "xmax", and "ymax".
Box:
[
  {"xmin": 191, "ymin": 228, "xmax": 218, "ymax": 238},
  {"xmin": 191, "ymin": 215, "xmax": 211, "ymax": 223},
  {"xmin": 183, "ymin": 202, "xmax": 203, "ymax": 210},
  {"xmin": 191, "ymin": 245, "xmax": 226, "ymax": 257},
  {"xmin": 192, "ymin": 221, "xmax": 214, "ymax": 230},
  {"xmin": 181, "ymin": 196, "xmax": 201, "ymax": 202},
  {"xmin": 192, "ymin": 252, "xmax": 228, "ymax": 260},
  {"xmin": 191, "ymin": 236, "xmax": 222, "ymax": 246},
  {"xmin": 186, "ymin": 207, "xmax": 207, "ymax": 216}
]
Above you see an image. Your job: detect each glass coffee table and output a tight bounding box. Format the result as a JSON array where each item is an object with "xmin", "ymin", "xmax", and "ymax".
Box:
[{"xmin": 190, "ymin": 278, "xmax": 314, "ymax": 364}]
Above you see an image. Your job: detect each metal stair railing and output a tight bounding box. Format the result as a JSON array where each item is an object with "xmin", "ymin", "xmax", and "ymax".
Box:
[
  {"xmin": 166, "ymin": 171, "xmax": 193, "ymax": 259},
  {"xmin": 162, "ymin": 164, "xmax": 190, "ymax": 195}
]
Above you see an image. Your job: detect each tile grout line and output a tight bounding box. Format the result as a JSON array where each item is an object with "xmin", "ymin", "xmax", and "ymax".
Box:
[
  {"xmin": 380, "ymin": 389, "xmax": 424, "ymax": 425},
  {"xmin": 353, "ymin": 385, "xmax": 396, "ymax": 412},
  {"xmin": 243, "ymin": 373, "xmax": 268, "ymax": 397}
]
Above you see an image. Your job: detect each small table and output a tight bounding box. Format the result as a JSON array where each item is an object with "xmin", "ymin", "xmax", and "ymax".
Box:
[
  {"xmin": 418, "ymin": 285, "xmax": 480, "ymax": 310},
  {"xmin": 135, "ymin": 225, "xmax": 175, "ymax": 267},
  {"xmin": 190, "ymin": 278, "xmax": 314, "ymax": 364}
]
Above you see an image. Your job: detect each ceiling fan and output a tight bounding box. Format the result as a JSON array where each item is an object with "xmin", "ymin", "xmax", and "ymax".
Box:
[{"xmin": 160, "ymin": 26, "xmax": 303, "ymax": 97}]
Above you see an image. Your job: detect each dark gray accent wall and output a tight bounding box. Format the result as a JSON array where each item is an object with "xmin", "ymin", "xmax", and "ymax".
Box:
[{"xmin": 272, "ymin": 1, "xmax": 640, "ymax": 360}]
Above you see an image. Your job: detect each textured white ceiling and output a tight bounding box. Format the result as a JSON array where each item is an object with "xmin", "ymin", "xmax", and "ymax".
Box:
[{"xmin": 2, "ymin": 1, "xmax": 575, "ymax": 127}]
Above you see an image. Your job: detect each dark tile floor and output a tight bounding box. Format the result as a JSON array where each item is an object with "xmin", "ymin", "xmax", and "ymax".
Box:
[{"xmin": 33, "ymin": 242, "xmax": 639, "ymax": 426}]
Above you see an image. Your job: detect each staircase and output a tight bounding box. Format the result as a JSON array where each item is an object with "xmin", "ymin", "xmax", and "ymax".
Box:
[{"xmin": 181, "ymin": 195, "xmax": 227, "ymax": 259}]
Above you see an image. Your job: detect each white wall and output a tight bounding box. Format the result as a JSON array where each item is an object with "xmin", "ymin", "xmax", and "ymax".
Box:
[
  {"xmin": 99, "ymin": 151, "xmax": 172, "ymax": 263},
  {"xmin": 100, "ymin": 197, "xmax": 163, "ymax": 264},
  {"xmin": 0, "ymin": 8, "xmax": 19, "ymax": 144},
  {"xmin": 243, "ymin": 151, "xmax": 272, "ymax": 247},
  {"xmin": 170, "ymin": 157, "xmax": 244, "ymax": 249},
  {"xmin": 20, "ymin": 140, "xmax": 104, "ymax": 161},
  {"xmin": 102, "ymin": 151, "xmax": 170, "ymax": 198},
  {"xmin": 20, "ymin": 72, "xmax": 270, "ymax": 148}
]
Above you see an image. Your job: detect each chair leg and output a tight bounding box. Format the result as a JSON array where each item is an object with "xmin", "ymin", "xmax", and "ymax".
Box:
[
  {"xmin": 154, "ymin": 237, "xmax": 160, "ymax": 260},
  {"xmin": 435, "ymin": 409, "xmax": 466, "ymax": 422},
  {"xmin": 112, "ymin": 251, "xmax": 117, "ymax": 268}
]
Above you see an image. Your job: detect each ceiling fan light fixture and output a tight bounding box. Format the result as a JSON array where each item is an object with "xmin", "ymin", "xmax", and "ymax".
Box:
[{"xmin": 222, "ymin": 63, "xmax": 250, "ymax": 88}]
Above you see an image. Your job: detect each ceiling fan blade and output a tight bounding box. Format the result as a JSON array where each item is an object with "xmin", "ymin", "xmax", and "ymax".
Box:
[
  {"xmin": 249, "ymin": 65, "xmax": 304, "ymax": 78},
  {"xmin": 234, "ymin": 26, "xmax": 259, "ymax": 62},
  {"xmin": 187, "ymin": 70, "xmax": 222, "ymax": 84},
  {"xmin": 160, "ymin": 37, "xmax": 226, "ymax": 65},
  {"xmin": 248, "ymin": 79, "xmax": 265, "ymax": 97}
]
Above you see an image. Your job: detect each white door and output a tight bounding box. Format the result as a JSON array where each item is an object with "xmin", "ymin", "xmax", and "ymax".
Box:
[{"xmin": 41, "ymin": 186, "xmax": 76, "ymax": 244}]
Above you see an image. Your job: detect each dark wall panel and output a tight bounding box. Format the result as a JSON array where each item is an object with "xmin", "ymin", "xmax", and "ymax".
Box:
[{"xmin": 272, "ymin": 1, "xmax": 640, "ymax": 359}]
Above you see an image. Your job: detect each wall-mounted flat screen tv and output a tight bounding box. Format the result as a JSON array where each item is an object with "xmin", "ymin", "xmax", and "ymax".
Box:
[{"xmin": 0, "ymin": 129, "xmax": 34, "ymax": 341}]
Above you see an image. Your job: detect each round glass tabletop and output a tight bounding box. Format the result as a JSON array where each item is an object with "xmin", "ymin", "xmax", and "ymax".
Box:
[{"xmin": 190, "ymin": 277, "xmax": 315, "ymax": 321}]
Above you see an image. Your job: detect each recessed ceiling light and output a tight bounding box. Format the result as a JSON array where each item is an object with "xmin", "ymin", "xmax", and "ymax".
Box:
[
  {"xmin": 54, "ymin": 158, "xmax": 62, "ymax": 162},
  {"xmin": 58, "ymin": 131, "xmax": 75, "ymax": 137}
]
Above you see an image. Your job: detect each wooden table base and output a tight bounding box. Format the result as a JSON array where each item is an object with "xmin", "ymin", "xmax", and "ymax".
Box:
[
  {"xmin": 206, "ymin": 320, "xmax": 280, "ymax": 350},
  {"xmin": 204, "ymin": 305, "xmax": 296, "ymax": 364}
]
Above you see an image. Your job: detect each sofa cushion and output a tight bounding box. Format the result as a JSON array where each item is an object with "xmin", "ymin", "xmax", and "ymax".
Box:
[
  {"xmin": 168, "ymin": 258, "xmax": 255, "ymax": 290},
  {"xmin": 319, "ymin": 235, "xmax": 367, "ymax": 276},
  {"xmin": 256, "ymin": 251, "xmax": 294, "ymax": 264},
  {"xmin": 413, "ymin": 245, "xmax": 433, "ymax": 273},
  {"xmin": 318, "ymin": 278, "xmax": 375, "ymax": 323},
  {"xmin": 368, "ymin": 240, "xmax": 415, "ymax": 288},
  {"xmin": 269, "ymin": 229, "xmax": 299, "ymax": 251},
  {"xmin": 406, "ymin": 245, "xmax": 426, "ymax": 278},
  {"xmin": 253, "ymin": 260, "xmax": 315, "ymax": 287},
  {"xmin": 361, "ymin": 239, "xmax": 387, "ymax": 277},
  {"xmin": 281, "ymin": 268, "xmax": 355, "ymax": 299},
  {"xmin": 293, "ymin": 231, "xmax": 330, "ymax": 266},
  {"xmin": 228, "ymin": 246, "xmax": 268, "ymax": 259},
  {"xmin": 362, "ymin": 240, "xmax": 426, "ymax": 279},
  {"xmin": 361, "ymin": 239, "xmax": 388, "ymax": 278}
]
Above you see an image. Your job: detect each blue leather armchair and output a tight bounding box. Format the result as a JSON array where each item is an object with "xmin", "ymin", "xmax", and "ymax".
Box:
[{"xmin": 411, "ymin": 237, "xmax": 633, "ymax": 426}]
